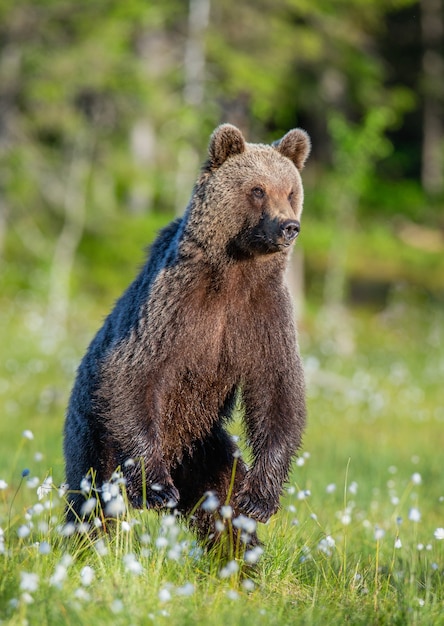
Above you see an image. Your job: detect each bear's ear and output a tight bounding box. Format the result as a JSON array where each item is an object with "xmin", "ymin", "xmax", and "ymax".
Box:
[
  {"xmin": 207, "ymin": 124, "xmax": 246, "ymax": 169},
  {"xmin": 274, "ymin": 129, "xmax": 311, "ymax": 171}
]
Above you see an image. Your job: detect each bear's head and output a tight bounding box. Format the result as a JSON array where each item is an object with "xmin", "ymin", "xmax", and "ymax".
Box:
[{"xmin": 187, "ymin": 124, "xmax": 311, "ymax": 262}]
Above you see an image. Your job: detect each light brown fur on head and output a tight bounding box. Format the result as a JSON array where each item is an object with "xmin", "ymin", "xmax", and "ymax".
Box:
[
  {"xmin": 206, "ymin": 123, "xmax": 311, "ymax": 172},
  {"xmin": 186, "ymin": 124, "xmax": 311, "ymax": 265}
]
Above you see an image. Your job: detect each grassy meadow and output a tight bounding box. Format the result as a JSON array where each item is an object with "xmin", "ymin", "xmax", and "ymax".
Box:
[{"xmin": 1, "ymin": 288, "xmax": 443, "ymax": 625}]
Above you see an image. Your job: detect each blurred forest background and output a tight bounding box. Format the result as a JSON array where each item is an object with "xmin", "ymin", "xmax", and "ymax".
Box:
[{"xmin": 0, "ymin": 0, "xmax": 443, "ymax": 357}]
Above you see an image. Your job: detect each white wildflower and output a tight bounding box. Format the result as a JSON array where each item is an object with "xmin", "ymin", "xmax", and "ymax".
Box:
[
  {"xmin": 123, "ymin": 553, "xmax": 143, "ymax": 575},
  {"xmin": 80, "ymin": 477, "xmax": 91, "ymax": 494},
  {"xmin": 341, "ymin": 512, "xmax": 352, "ymax": 526},
  {"xmin": 77, "ymin": 522, "xmax": 90, "ymax": 534},
  {"xmin": 37, "ymin": 476, "xmax": 53, "ymax": 500},
  {"xmin": 297, "ymin": 489, "xmax": 311, "ymax": 500},
  {"xmin": 80, "ymin": 566, "xmax": 94, "ymax": 587},
  {"xmin": 394, "ymin": 538, "xmax": 402, "ymax": 549},
  {"xmin": 20, "ymin": 572, "xmax": 39, "ymax": 593},
  {"xmin": 411, "ymin": 472, "xmax": 422, "ymax": 485},
  {"xmin": 434, "ymin": 528, "xmax": 444, "ymax": 540},
  {"xmin": 26, "ymin": 477, "xmax": 40, "ymax": 489},
  {"xmin": 408, "ymin": 507, "xmax": 421, "ymax": 523},
  {"xmin": 176, "ymin": 583, "xmax": 194, "ymax": 596},
  {"xmin": 242, "ymin": 579, "xmax": 255, "ymax": 592},
  {"xmin": 220, "ymin": 505, "xmax": 232, "ymax": 519},
  {"xmin": 22, "ymin": 430, "xmax": 34, "ymax": 440},
  {"xmin": 232, "ymin": 515, "xmax": 256, "ymax": 534},
  {"xmin": 318, "ymin": 535, "xmax": 336, "ymax": 556},
  {"xmin": 59, "ymin": 522, "xmax": 76, "ymax": 537},
  {"xmin": 374, "ymin": 527, "xmax": 385, "ymax": 541},
  {"xmin": 105, "ymin": 496, "xmax": 126, "ymax": 517},
  {"xmin": 162, "ymin": 514, "xmax": 177, "ymax": 528},
  {"xmin": 74, "ymin": 588, "xmax": 90, "ymax": 602},
  {"xmin": 0, "ymin": 480, "xmax": 8, "ymax": 490},
  {"xmin": 201, "ymin": 493, "xmax": 219, "ymax": 512},
  {"xmin": 110, "ymin": 599, "xmax": 124, "ymax": 614},
  {"xmin": 167, "ymin": 546, "xmax": 181, "ymax": 561},
  {"xmin": 17, "ymin": 525, "xmax": 31, "ymax": 539},
  {"xmin": 244, "ymin": 546, "xmax": 263, "ymax": 564},
  {"xmin": 80, "ymin": 498, "xmax": 97, "ymax": 516},
  {"xmin": 155, "ymin": 536, "xmax": 169, "ymax": 549},
  {"xmin": 50, "ymin": 564, "xmax": 68, "ymax": 588},
  {"xmin": 32, "ymin": 503, "xmax": 45, "ymax": 516},
  {"xmin": 38, "ymin": 521, "xmax": 49, "ymax": 534},
  {"xmin": 94, "ymin": 539, "xmax": 108, "ymax": 556},
  {"xmin": 158, "ymin": 588, "xmax": 172, "ymax": 603},
  {"xmin": 215, "ymin": 520, "xmax": 225, "ymax": 532},
  {"xmin": 326, "ymin": 483, "xmax": 336, "ymax": 494},
  {"xmin": 21, "ymin": 592, "xmax": 34, "ymax": 605},
  {"xmin": 219, "ymin": 560, "xmax": 239, "ymax": 578},
  {"xmin": 348, "ymin": 481, "xmax": 358, "ymax": 495},
  {"xmin": 39, "ymin": 542, "xmax": 51, "ymax": 555}
]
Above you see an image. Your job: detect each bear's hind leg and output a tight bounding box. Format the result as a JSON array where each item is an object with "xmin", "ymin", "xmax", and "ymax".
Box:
[{"xmin": 171, "ymin": 426, "xmax": 259, "ymax": 549}]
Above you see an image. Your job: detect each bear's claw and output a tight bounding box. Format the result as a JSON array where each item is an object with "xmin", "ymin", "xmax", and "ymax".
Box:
[
  {"xmin": 236, "ymin": 493, "xmax": 278, "ymax": 524},
  {"xmin": 131, "ymin": 483, "xmax": 180, "ymax": 510}
]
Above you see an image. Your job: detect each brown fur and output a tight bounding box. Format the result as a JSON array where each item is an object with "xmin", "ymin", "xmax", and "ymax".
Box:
[{"xmin": 64, "ymin": 124, "xmax": 310, "ymax": 546}]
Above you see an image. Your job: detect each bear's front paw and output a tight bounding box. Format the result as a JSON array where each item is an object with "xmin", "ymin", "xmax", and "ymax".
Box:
[
  {"xmin": 235, "ymin": 491, "xmax": 279, "ymax": 524},
  {"xmin": 132, "ymin": 482, "xmax": 180, "ymax": 510}
]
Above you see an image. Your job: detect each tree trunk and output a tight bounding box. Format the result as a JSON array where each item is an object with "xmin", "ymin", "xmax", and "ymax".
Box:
[
  {"xmin": 420, "ymin": 0, "xmax": 444, "ymax": 194},
  {"xmin": 42, "ymin": 136, "xmax": 93, "ymax": 352},
  {"xmin": 175, "ymin": 0, "xmax": 210, "ymax": 215}
]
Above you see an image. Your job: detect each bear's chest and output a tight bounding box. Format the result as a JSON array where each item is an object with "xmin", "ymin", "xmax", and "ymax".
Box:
[
  {"xmin": 176, "ymin": 273, "xmax": 273, "ymax": 367},
  {"xmin": 146, "ymin": 261, "xmax": 282, "ymax": 379}
]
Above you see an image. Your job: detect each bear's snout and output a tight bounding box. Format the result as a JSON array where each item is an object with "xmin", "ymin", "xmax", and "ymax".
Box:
[{"xmin": 280, "ymin": 219, "xmax": 300, "ymax": 243}]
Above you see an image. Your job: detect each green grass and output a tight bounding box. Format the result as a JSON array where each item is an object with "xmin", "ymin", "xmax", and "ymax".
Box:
[{"xmin": 1, "ymin": 294, "xmax": 444, "ymax": 625}]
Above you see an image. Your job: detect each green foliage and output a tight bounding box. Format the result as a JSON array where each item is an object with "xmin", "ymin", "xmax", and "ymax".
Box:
[
  {"xmin": 301, "ymin": 216, "xmax": 444, "ymax": 295},
  {"xmin": 1, "ymin": 0, "xmax": 442, "ymax": 317},
  {"xmin": 74, "ymin": 211, "xmax": 174, "ymax": 300}
]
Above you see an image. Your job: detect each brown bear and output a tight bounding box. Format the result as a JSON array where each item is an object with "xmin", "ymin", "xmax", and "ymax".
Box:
[{"xmin": 64, "ymin": 123, "xmax": 310, "ymax": 545}]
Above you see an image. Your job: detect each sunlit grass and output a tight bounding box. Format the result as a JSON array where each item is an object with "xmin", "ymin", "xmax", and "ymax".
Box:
[{"xmin": 1, "ymin": 294, "xmax": 443, "ymax": 624}]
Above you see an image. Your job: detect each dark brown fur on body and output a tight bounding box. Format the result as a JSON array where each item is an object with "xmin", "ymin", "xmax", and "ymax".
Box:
[{"xmin": 64, "ymin": 124, "xmax": 310, "ymax": 545}]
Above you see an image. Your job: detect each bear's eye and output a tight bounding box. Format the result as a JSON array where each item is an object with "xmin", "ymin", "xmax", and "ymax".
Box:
[
  {"xmin": 252, "ymin": 187, "xmax": 265, "ymax": 199},
  {"xmin": 288, "ymin": 191, "xmax": 294, "ymax": 202}
]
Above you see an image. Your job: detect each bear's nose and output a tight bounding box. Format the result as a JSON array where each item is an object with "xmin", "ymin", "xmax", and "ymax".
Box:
[{"xmin": 281, "ymin": 220, "xmax": 300, "ymax": 242}]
